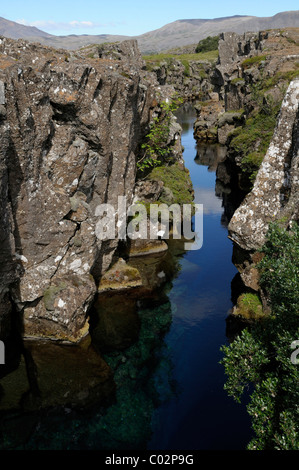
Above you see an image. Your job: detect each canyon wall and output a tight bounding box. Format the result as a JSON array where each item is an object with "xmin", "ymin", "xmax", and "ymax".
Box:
[
  {"xmin": 228, "ymin": 79, "xmax": 299, "ymax": 251},
  {"xmin": 0, "ymin": 37, "xmax": 178, "ymax": 342},
  {"xmin": 193, "ymin": 29, "xmax": 299, "ymax": 290},
  {"xmin": 149, "ymin": 58, "xmax": 215, "ymax": 101}
]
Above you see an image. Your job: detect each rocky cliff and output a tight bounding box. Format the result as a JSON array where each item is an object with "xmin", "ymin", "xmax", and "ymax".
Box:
[
  {"xmin": 147, "ymin": 57, "xmax": 215, "ymax": 101},
  {"xmin": 0, "ymin": 36, "xmax": 178, "ymax": 343},
  {"xmin": 228, "ymin": 79, "xmax": 299, "ymax": 251},
  {"xmin": 192, "ymin": 28, "xmax": 299, "ymax": 291},
  {"xmin": 194, "ymin": 28, "xmax": 299, "ymax": 145}
]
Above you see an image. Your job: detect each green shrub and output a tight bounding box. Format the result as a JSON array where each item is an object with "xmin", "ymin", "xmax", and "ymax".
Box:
[
  {"xmin": 234, "ymin": 293, "xmax": 264, "ymax": 320},
  {"xmin": 221, "ymin": 222, "xmax": 299, "ymax": 450},
  {"xmin": 137, "ymin": 97, "xmax": 182, "ymax": 173},
  {"xmin": 195, "ymin": 35, "xmax": 219, "ymax": 53}
]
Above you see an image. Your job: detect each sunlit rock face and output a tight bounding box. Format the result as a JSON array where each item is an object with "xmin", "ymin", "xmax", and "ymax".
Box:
[
  {"xmin": 0, "ymin": 36, "xmax": 176, "ymax": 342},
  {"xmin": 228, "ymin": 80, "xmax": 299, "ymax": 251}
]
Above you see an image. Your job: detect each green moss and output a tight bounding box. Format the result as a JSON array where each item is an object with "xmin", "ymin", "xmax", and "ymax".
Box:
[
  {"xmin": 143, "ymin": 50, "xmax": 219, "ymax": 71},
  {"xmin": 229, "ymin": 105, "xmax": 280, "ymax": 182},
  {"xmin": 241, "ymin": 152, "xmax": 264, "ymax": 183},
  {"xmin": 261, "ymin": 67, "xmax": 299, "ymax": 90},
  {"xmin": 231, "ymin": 77, "xmax": 245, "ymax": 85},
  {"xmin": 43, "ymin": 283, "xmax": 67, "ymax": 311},
  {"xmin": 234, "ymin": 293, "xmax": 264, "ymax": 320},
  {"xmin": 241, "ymin": 55, "xmax": 267, "ymax": 69},
  {"xmin": 181, "ymin": 59, "xmax": 190, "ymax": 77},
  {"xmin": 120, "ymin": 71, "xmax": 131, "ymax": 79},
  {"xmin": 147, "ymin": 162, "xmax": 193, "ymax": 206},
  {"xmin": 198, "ymin": 68, "xmax": 208, "ymax": 79}
]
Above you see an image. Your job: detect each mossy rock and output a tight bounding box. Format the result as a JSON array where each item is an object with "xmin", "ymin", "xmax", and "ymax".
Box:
[
  {"xmin": 98, "ymin": 259, "xmax": 142, "ymax": 292},
  {"xmin": 147, "ymin": 162, "xmax": 193, "ymax": 206},
  {"xmin": 233, "ymin": 293, "xmax": 264, "ymax": 320}
]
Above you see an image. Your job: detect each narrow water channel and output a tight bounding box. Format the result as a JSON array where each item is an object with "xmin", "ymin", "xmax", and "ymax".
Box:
[{"xmin": 147, "ymin": 105, "xmax": 252, "ymax": 450}]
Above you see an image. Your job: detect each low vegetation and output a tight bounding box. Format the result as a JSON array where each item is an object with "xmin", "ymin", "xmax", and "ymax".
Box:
[
  {"xmin": 229, "ymin": 101, "xmax": 281, "ymax": 183},
  {"xmin": 241, "ymin": 55, "xmax": 267, "ymax": 69},
  {"xmin": 228, "ymin": 66, "xmax": 299, "ymax": 184},
  {"xmin": 233, "ymin": 293, "xmax": 264, "ymax": 320},
  {"xmin": 143, "ymin": 50, "xmax": 219, "ymax": 72},
  {"xmin": 147, "ymin": 163, "xmax": 194, "ymax": 206},
  {"xmin": 228, "ymin": 55, "xmax": 299, "ymax": 186},
  {"xmin": 137, "ymin": 97, "xmax": 182, "ymax": 173}
]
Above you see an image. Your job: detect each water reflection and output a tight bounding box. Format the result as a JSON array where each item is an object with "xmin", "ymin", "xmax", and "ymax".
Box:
[{"xmin": 195, "ymin": 143, "xmax": 227, "ymax": 172}]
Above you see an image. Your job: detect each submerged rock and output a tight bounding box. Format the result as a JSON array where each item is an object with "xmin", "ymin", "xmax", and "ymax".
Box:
[
  {"xmin": 91, "ymin": 294, "xmax": 141, "ymax": 352},
  {"xmin": 0, "ymin": 336, "xmax": 115, "ymax": 412},
  {"xmin": 98, "ymin": 258, "xmax": 142, "ymax": 293}
]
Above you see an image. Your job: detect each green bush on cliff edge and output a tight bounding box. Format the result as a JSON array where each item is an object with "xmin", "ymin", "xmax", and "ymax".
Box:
[
  {"xmin": 221, "ymin": 222, "xmax": 299, "ymax": 450},
  {"xmin": 137, "ymin": 97, "xmax": 182, "ymax": 173}
]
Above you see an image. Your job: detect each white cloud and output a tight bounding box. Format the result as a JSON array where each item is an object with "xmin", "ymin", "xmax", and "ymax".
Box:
[
  {"xmin": 15, "ymin": 19, "xmax": 121, "ymax": 32},
  {"xmin": 194, "ymin": 187, "xmax": 223, "ymax": 215}
]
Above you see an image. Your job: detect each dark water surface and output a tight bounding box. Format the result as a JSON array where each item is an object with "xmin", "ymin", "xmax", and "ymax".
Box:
[{"xmin": 147, "ymin": 105, "xmax": 252, "ymax": 450}]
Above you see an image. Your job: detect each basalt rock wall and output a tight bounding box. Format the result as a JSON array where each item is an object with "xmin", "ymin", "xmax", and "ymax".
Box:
[
  {"xmin": 0, "ymin": 37, "xmax": 176, "ymax": 342},
  {"xmin": 228, "ymin": 79, "xmax": 299, "ymax": 251},
  {"xmin": 150, "ymin": 59, "xmax": 215, "ymax": 101}
]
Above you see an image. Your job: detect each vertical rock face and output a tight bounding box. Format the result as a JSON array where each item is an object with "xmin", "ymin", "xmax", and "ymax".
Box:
[
  {"xmin": 150, "ymin": 59, "xmax": 215, "ymax": 100},
  {"xmin": 228, "ymin": 80, "xmax": 299, "ymax": 251},
  {"xmin": 0, "ymin": 37, "xmax": 167, "ymax": 342},
  {"xmin": 214, "ymin": 29, "xmax": 299, "ymax": 112}
]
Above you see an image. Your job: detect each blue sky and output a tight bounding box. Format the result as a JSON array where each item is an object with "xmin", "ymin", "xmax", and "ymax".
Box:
[{"xmin": 2, "ymin": 0, "xmax": 299, "ymax": 36}]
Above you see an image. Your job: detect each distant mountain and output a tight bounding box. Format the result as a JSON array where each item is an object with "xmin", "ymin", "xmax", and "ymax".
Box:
[
  {"xmin": 0, "ymin": 16, "xmax": 128, "ymax": 49},
  {"xmin": 0, "ymin": 11, "xmax": 299, "ymax": 53},
  {"xmin": 0, "ymin": 16, "xmax": 52, "ymax": 40},
  {"xmin": 136, "ymin": 11, "xmax": 299, "ymax": 53}
]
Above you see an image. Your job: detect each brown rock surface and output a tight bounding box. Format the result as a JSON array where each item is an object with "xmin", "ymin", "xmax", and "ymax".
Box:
[{"xmin": 0, "ymin": 36, "xmax": 176, "ymax": 341}]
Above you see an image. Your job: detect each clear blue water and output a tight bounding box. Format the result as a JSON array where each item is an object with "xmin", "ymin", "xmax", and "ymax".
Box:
[{"xmin": 147, "ymin": 106, "xmax": 252, "ymax": 450}]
